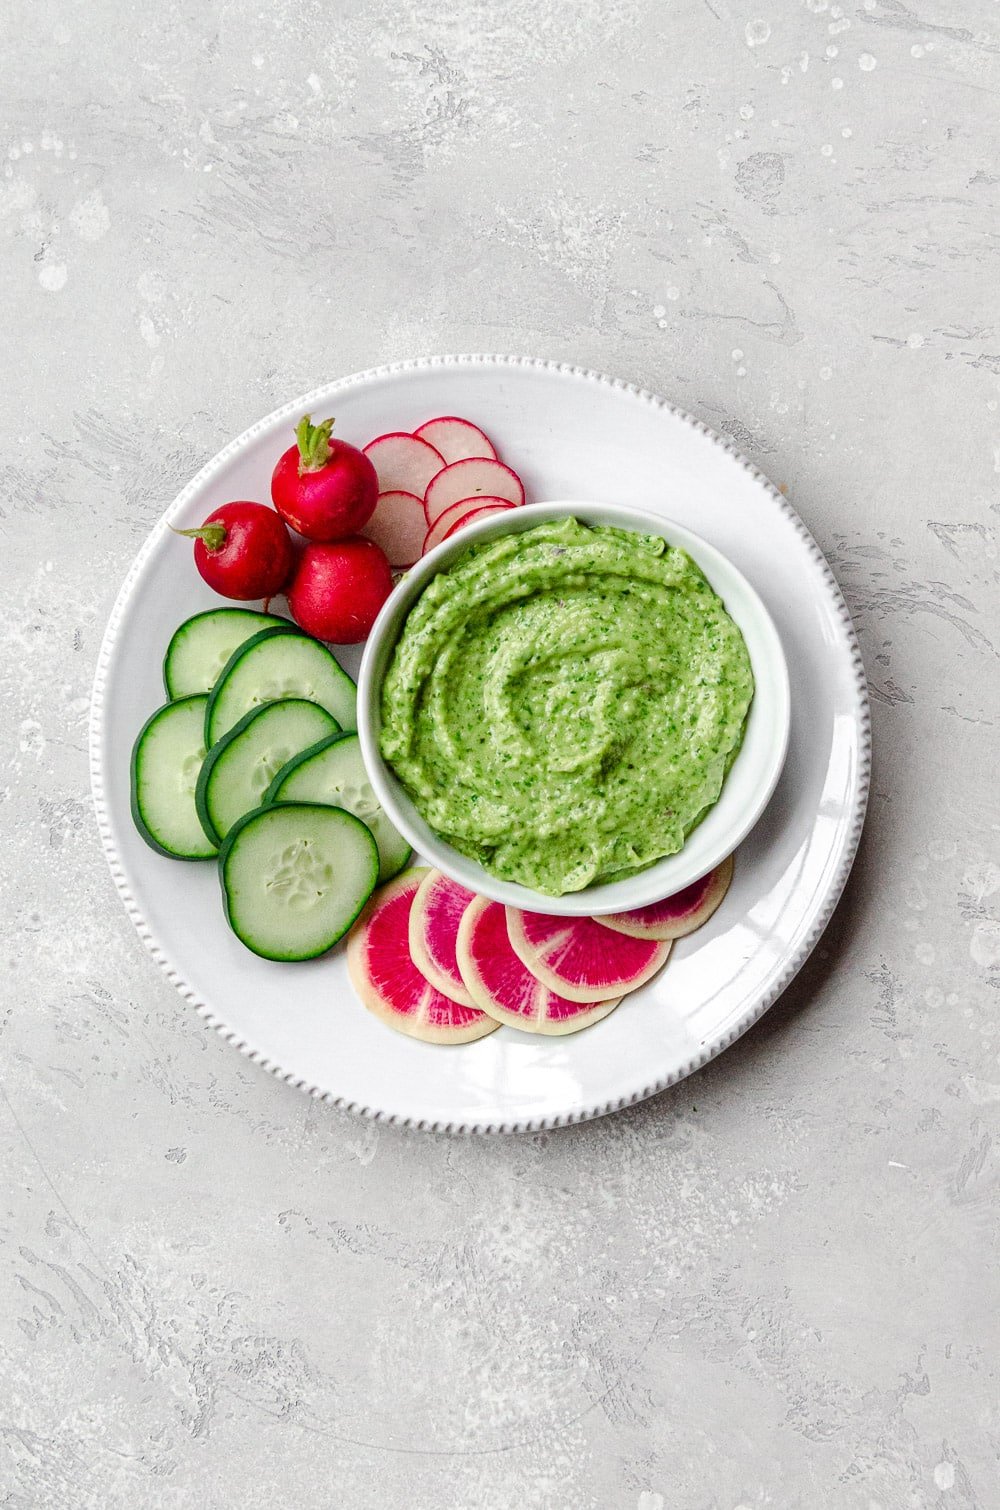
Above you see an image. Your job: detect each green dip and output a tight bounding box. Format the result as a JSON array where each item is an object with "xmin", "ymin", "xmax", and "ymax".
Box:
[{"xmin": 379, "ymin": 517, "xmax": 754, "ymax": 895}]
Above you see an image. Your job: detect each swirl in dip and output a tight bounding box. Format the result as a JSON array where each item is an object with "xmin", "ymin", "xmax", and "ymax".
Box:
[{"xmin": 379, "ymin": 517, "xmax": 754, "ymax": 896}]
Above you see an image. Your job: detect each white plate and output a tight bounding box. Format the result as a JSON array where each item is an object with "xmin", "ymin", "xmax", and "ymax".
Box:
[{"xmin": 91, "ymin": 355, "xmax": 870, "ymax": 1133}]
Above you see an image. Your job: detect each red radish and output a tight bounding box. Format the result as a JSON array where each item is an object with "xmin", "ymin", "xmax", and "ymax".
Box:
[
  {"xmin": 424, "ymin": 458, "xmax": 524, "ymax": 526},
  {"xmin": 173, "ymin": 501, "xmax": 293, "ymax": 601},
  {"xmin": 413, "ymin": 416, "xmax": 497, "ymax": 464},
  {"xmin": 457, "ymin": 897, "xmax": 621, "ymax": 1035},
  {"xmin": 506, "ymin": 909, "xmax": 671, "ymax": 1003},
  {"xmin": 348, "ymin": 869, "xmax": 499, "ymax": 1044},
  {"xmin": 364, "ymin": 433, "xmax": 445, "ymax": 498},
  {"xmin": 422, "ymin": 498, "xmax": 516, "ymax": 556},
  {"xmin": 408, "ymin": 870, "xmax": 478, "ymax": 1008},
  {"xmin": 594, "ymin": 855, "xmax": 735, "ymax": 941},
  {"xmin": 271, "ymin": 414, "xmax": 378, "ymax": 541},
  {"xmin": 361, "ymin": 491, "xmax": 427, "ymax": 569},
  {"xmin": 286, "ymin": 537, "xmax": 393, "ymax": 643}
]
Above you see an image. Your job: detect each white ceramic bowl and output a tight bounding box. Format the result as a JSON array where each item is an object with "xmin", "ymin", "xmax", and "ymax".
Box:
[{"xmin": 358, "ymin": 500, "xmax": 790, "ymax": 917}]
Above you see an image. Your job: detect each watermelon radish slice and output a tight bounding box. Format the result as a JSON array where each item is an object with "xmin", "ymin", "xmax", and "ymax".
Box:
[
  {"xmin": 506, "ymin": 909, "xmax": 671, "ymax": 1003},
  {"xmin": 424, "ymin": 458, "xmax": 525, "ymax": 525},
  {"xmin": 423, "ymin": 497, "xmax": 516, "ymax": 556},
  {"xmin": 347, "ymin": 869, "xmax": 498, "ymax": 1044},
  {"xmin": 457, "ymin": 897, "xmax": 621, "ymax": 1036},
  {"xmin": 413, "ymin": 417, "xmax": 498, "ymax": 464},
  {"xmin": 594, "ymin": 855, "xmax": 735, "ymax": 941},
  {"xmin": 408, "ymin": 869, "xmax": 478, "ymax": 1008},
  {"xmin": 363, "ymin": 433, "xmax": 445, "ymax": 498},
  {"xmin": 362, "ymin": 490, "xmax": 426, "ymax": 568}
]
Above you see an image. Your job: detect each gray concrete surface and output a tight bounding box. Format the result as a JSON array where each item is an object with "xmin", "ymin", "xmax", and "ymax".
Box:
[{"xmin": 2, "ymin": 0, "xmax": 999, "ymax": 1505}]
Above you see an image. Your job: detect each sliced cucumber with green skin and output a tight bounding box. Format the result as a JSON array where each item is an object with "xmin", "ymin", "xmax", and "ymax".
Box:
[
  {"xmin": 196, "ymin": 699, "xmax": 341, "ymax": 845},
  {"xmin": 219, "ymin": 802, "xmax": 378, "ymax": 961},
  {"xmin": 163, "ymin": 607, "xmax": 290, "ymax": 699},
  {"xmin": 205, "ymin": 626, "xmax": 357, "ymax": 747},
  {"xmin": 131, "ymin": 695, "xmax": 218, "ymax": 859},
  {"xmin": 265, "ymin": 732, "xmax": 411, "ymax": 884}
]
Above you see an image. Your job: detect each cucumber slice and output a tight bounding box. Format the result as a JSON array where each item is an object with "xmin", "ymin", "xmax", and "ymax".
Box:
[
  {"xmin": 163, "ymin": 608, "xmax": 290, "ymax": 699},
  {"xmin": 205, "ymin": 626, "xmax": 357, "ymax": 747},
  {"xmin": 219, "ymin": 802, "xmax": 378, "ymax": 961},
  {"xmin": 265, "ymin": 732, "xmax": 411, "ymax": 883},
  {"xmin": 131, "ymin": 695, "xmax": 217, "ymax": 859},
  {"xmin": 196, "ymin": 699, "xmax": 340, "ymax": 844}
]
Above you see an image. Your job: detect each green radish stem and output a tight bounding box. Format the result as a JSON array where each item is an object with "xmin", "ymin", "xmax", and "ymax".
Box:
[
  {"xmin": 296, "ymin": 413, "xmax": 336, "ymax": 474},
  {"xmin": 172, "ymin": 522, "xmax": 227, "ymax": 551}
]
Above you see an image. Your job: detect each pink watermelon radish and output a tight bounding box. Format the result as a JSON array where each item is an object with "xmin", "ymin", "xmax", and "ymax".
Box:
[
  {"xmin": 424, "ymin": 457, "xmax": 525, "ymax": 525},
  {"xmin": 457, "ymin": 897, "xmax": 621, "ymax": 1035},
  {"xmin": 414, "ymin": 416, "xmax": 497, "ymax": 464},
  {"xmin": 408, "ymin": 869, "xmax": 478, "ymax": 1009},
  {"xmin": 362, "ymin": 490, "xmax": 427, "ymax": 568},
  {"xmin": 505, "ymin": 909, "xmax": 671, "ymax": 1003},
  {"xmin": 364, "ymin": 433, "xmax": 445, "ymax": 498},
  {"xmin": 594, "ymin": 855, "xmax": 735, "ymax": 941},
  {"xmin": 423, "ymin": 497, "xmax": 516, "ymax": 556},
  {"xmin": 347, "ymin": 869, "xmax": 498, "ymax": 1044}
]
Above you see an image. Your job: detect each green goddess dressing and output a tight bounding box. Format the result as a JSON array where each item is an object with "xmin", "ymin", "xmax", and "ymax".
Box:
[{"xmin": 379, "ymin": 517, "xmax": 754, "ymax": 896}]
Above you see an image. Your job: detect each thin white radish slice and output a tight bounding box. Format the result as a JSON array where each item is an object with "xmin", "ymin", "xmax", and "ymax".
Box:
[
  {"xmin": 361, "ymin": 491, "xmax": 427, "ymax": 568},
  {"xmin": 413, "ymin": 416, "xmax": 498, "ymax": 464},
  {"xmin": 443, "ymin": 504, "xmax": 516, "ymax": 540},
  {"xmin": 364, "ymin": 432, "xmax": 445, "ymax": 497},
  {"xmin": 422, "ymin": 498, "xmax": 515, "ymax": 556},
  {"xmin": 424, "ymin": 458, "xmax": 525, "ymax": 525}
]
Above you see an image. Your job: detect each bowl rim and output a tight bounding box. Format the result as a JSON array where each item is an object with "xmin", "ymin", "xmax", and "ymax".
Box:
[{"xmin": 357, "ymin": 499, "xmax": 791, "ymax": 916}]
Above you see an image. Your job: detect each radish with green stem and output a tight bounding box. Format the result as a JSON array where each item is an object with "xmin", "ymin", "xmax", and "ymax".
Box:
[
  {"xmin": 272, "ymin": 414, "xmax": 378, "ymax": 541},
  {"xmin": 173, "ymin": 502, "xmax": 293, "ymax": 601}
]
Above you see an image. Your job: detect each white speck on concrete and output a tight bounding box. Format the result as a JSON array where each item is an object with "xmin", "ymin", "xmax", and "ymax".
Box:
[
  {"xmin": 934, "ymin": 1462, "xmax": 956, "ymax": 1490},
  {"xmin": 745, "ymin": 19, "xmax": 771, "ymax": 47},
  {"xmin": 859, "ymin": 51, "xmax": 877, "ymax": 70},
  {"xmin": 69, "ymin": 189, "xmax": 110, "ymax": 241},
  {"xmin": 971, "ymin": 921, "xmax": 1000, "ymax": 970},
  {"xmin": 38, "ymin": 261, "xmax": 67, "ymax": 291}
]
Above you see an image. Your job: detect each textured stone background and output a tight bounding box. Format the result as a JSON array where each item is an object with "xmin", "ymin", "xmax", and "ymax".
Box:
[{"xmin": 2, "ymin": 0, "xmax": 998, "ymax": 1505}]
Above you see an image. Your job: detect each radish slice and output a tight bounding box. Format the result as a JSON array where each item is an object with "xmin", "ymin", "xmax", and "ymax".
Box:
[
  {"xmin": 424, "ymin": 458, "xmax": 525, "ymax": 525},
  {"xmin": 347, "ymin": 869, "xmax": 498, "ymax": 1044},
  {"xmin": 408, "ymin": 869, "xmax": 478, "ymax": 1008},
  {"xmin": 457, "ymin": 897, "xmax": 621, "ymax": 1036},
  {"xmin": 443, "ymin": 504, "xmax": 515, "ymax": 540},
  {"xmin": 364, "ymin": 433, "xmax": 445, "ymax": 498},
  {"xmin": 413, "ymin": 417, "xmax": 498, "ymax": 464},
  {"xmin": 594, "ymin": 855, "xmax": 735, "ymax": 941},
  {"xmin": 505, "ymin": 909, "xmax": 671, "ymax": 1003},
  {"xmin": 361, "ymin": 491, "xmax": 426, "ymax": 568},
  {"xmin": 423, "ymin": 498, "xmax": 516, "ymax": 556}
]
